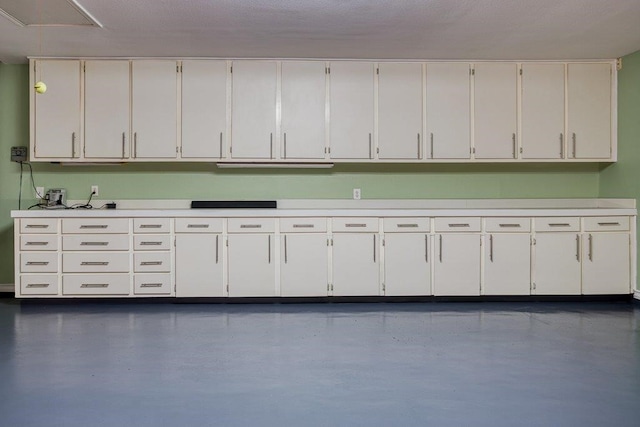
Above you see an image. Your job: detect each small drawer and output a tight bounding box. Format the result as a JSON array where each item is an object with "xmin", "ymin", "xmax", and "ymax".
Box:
[
  {"xmin": 434, "ymin": 217, "xmax": 481, "ymax": 232},
  {"xmin": 134, "ymin": 252, "xmax": 171, "ymax": 273},
  {"xmin": 63, "ymin": 253, "xmax": 130, "ymax": 273},
  {"xmin": 62, "ymin": 218, "xmax": 130, "ymax": 234},
  {"xmin": 20, "ymin": 253, "xmax": 58, "ymax": 273},
  {"xmin": 134, "ymin": 274, "xmax": 172, "ymax": 295},
  {"xmin": 332, "ymin": 218, "xmax": 379, "ymax": 233},
  {"xmin": 20, "ymin": 275, "xmax": 59, "ymax": 295},
  {"xmin": 133, "ymin": 218, "xmax": 170, "ymax": 233},
  {"xmin": 583, "ymin": 216, "xmax": 630, "ymax": 232},
  {"xmin": 175, "ymin": 218, "xmax": 223, "ymax": 233},
  {"xmin": 484, "ymin": 218, "xmax": 531, "ymax": 233},
  {"xmin": 134, "ymin": 235, "xmax": 171, "ymax": 251},
  {"xmin": 280, "ymin": 218, "xmax": 327, "ymax": 233},
  {"xmin": 20, "ymin": 235, "xmax": 58, "ymax": 251},
  {"xmin": 63, "ymin": 274, "xmax": 130, "ymax": 296},
  {"xmin": 20, "ymin": 218, "xmax": 58, "ymax": 234},
  {"xmin": 383, "ymin": 218, "xmax": 430, "ymax": 233},
  {"xmin": 62, "ymin": 235, "xmax": 130, "ymax": 251},
  {"xmin": 534, "ymin": 217, "xmax": 580, "ymax": 232},
  {"xmin": 228, "ymin": 218, "xmax": 276, "ymax": 233}
]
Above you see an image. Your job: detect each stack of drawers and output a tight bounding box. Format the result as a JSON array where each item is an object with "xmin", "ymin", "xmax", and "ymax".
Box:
[
  {"xmin": 19, "ymin": 219, "xmax": 59, "ymax": 295},
  {"xmin": 133, "ymin": 218, "xmax": 172, "ymax": 295}
]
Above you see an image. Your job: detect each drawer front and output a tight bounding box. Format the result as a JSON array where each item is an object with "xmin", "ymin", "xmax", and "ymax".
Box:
[
  {"xmin": 383, "ymin": 218, "xmax": 430, "ymax": 233},
  {"xmin": 484, "ymin": 218, "xmax": 531, "ymax": 233},
  {"xmin": 20, "ymin": 253, "xmax": 58, "ymax": 273},
  {"xmin": 175, "ymin": 218, "xmax": 223, "ymax": 233},
  {"xmin": 332, "ymin": 218, "xmax": 379, "ymax": 233},
  {"xmin": 63, "ymin": 253, "xmax": 130, "ymax": 273},
  {"xmin": 583, "ymin": 216, "xmax": 630, "ymax": 232},
  {"xmin": 534, "ymin": 217, "xmax": 580, "ymax": 232},
  {"xmin": 434, "ymin": 217, "xmax": 481, "ymax": 232},
  {"xmin": 228, "ymin": 218, "xmax": 276, "ymax": 233},
  {"xmin": 134, "ymin": 235, "xmax": 171, "ymax": 251},
  {"xmin": 63, "ymin": 274, "xmax": 130, "ymax": 295},
  {"xmin": 20, "ymin": 275, "xmax": 59, "ymax": 295},
  {"xmin": 63, "ymin": 235, "xmax": 130, "ymax": 251},
  {"xmin": 133, "ymin": 218, "xmax": 171, "ymax": 233},
  {"xmin": 62, "ymin": 218, "xmax": 130, "ymax": 234},
  {"xmin": 134, "ymin": 274, "xmax": 172, "ymax": 295},
  {"xmin": 280, "ymin": 218, "xmax": 327, "ymax": 233},
  {"xmin": 20, "ymin": 219, "xmax": 58, "ymax": 234},
  {"xmin": 20, "ymin": 235, "xmax": 58, "ymax": 251},
  {"xmin": 134, "ymin": 252, "xmax": 172, "ymax": 273}
]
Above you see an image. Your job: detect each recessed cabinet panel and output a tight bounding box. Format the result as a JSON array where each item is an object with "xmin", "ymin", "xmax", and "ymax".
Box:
[
  {"xmin": 84, "ymin": 60, "xmax": 131, "ymax": 159},
  {"xmin": 227, "ymin": 234, "xmax": 276, "ymax": 297},
  {"xmin": 384, "ymin": 233, "xmax": 431, "ymax": 296},
  {"xmin": 281, "ymin": 61, "xmax": 326, "ymax": 159},
  {"xmin": 181, "ymin": 60, "xmax": 227, "ymax": 158},
  {"xmin": 329, "ymin": 62, "xmax": 375, "ymax": 159},
  {"xmin": 332, "ymin": 233, "xmax": 380, "ymax": 296},
  {"xmin": 231, "ymin": 61, "xmax": 277, "ymax": 159},
  {"xmin": 281, "ymin": 234, "xmax": 329, "ymax": 296},
  {"xmin": 175, "ymin": 234, "xmax": 224, "ymax": 297},
  {"xmin": 33, "ymin": 60, "xmax": 81, "ymax": 159},
  {"xmin": 474, "ymin": 63, "xmax": 518, "ymax": 159},
  {"xmin": 377, "ymin": 63, "xmax": 423, "ymax": 159},
  {"xmin": 131, "ymin": 60, "xmax": 179, "ymax": 159},
  {"xmin": 426, "ymin": 63, "xmax": 471, "ymax": 159},
  {"xmin": 533, "ymin": 233, "xmax": 581, "ymax": 295},
  {"xmin": 483, "ymin": 233, "xmax": 531, "ymax": 295},
  {"xmin": 434, "ymin": 234, "xmax": 480, "ymax": 295}
]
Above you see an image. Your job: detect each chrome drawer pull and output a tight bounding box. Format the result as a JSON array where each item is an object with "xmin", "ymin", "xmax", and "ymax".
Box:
[
  {"xmin": 187, "ymin": 224, "xmax": 209, "ymax": 228},
  {"xmin": 549, "ymin": 223, "xmax": 570, "ymax": 227},
  {"xmin": 345, "ymin": 223, "xmax": 367, "ymax": 228},
  {"xmin": 80, "ymin": 225, "xmax": 108, "ymax": 229},
  {"xmin": 80, "ymin": 242, "xmax": 108, "ymax": 246},
  {"xmin": 26, "ymin": 224, "xmax": 49, "ymax": 228},
  {"xmin": 140, "ymin": 241, "xmax": 162, "ymax": 246},
  {"xmin": 25, "ymin": 241, "xmax": 49, "ymax": 246},
  {"xmin": 140, "ymin": 261, "xmax": 163, "ymax": 266},
  {"xmin": 139, "ymin": 224, "xmax": 162, "ymax": 228},
  {"xmin": 140, "ymin": 283, "xmax": 163, "ymax": 288},
  {"xmin": 448, "ymin": 223, "xmax": 470, "ymax": 227},
  {"xmin": 81, "ymin": 284, "xmax": 109, "ymax": 288},
  {"xmin": 292, "ymin": 224, "xmax": 315, "ymax": 228},
  {"xmin": 397, "ymin": 224, "xmax": 419, "ymax": 228},
  {"xmin": 26, "ymin": 284, "xmax": 50, "ymax": 288},
  {"xmin": 597, "ymin": 222, "xmax": 621, "ymax": 226},
  {"xmin": 80, "ymin": 261, "xmax": 109, "ymax": 266},
  {"xmin": 240, "ymin": 224, "xmax": 262, "ymax": 229},
  {"xmin": 26, "ymin": 261, "xmax": 49, "ymax": 265},
  {"xmin": 498, "ymin": 224, "xmax": 521, "ymax": 228}
]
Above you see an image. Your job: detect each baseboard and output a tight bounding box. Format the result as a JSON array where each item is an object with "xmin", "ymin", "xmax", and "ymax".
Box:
[
  {"xmin": 634, "ymin": 290, "xmax": 640, "ymax": 301},
  {"xmin": 0, "ymin": 284, "xmax": 14, "ymax": 293}
]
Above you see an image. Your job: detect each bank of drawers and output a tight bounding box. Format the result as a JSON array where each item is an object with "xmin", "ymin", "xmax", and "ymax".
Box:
[{"xmin": 132, "ymin": 218, "xmax": 172, "ymax": 295}]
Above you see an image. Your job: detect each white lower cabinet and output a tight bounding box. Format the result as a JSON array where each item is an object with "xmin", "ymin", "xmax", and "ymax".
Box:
[
  {"xmin": 533, "ymin": 233, "xmax": 582, "ymax": 295},
  {"xmin": 175, "ymin": 234, "xmax": 223, "ymax": 297},
  {"xmin": 332, "ymin": 233, "xmax": 380, "ymax": 296},
  {"xmin": 227, "ymin": 234, "xmax": 276, "ymax": 297},
  {"xmin": 483, "ymin": 233, "xmax": 531, "ymax": 295},
  {"xmin": 280, "ymin": 233, "xmax": 329, "ymax": 296},
  {"xmin": 383, "ymin": 233, "xmax": 431, "ymax": 296},
  {"xmin": 434, "ymin": 234, "xmax": 481, "ymax": 296},
  {"xmin": 582, "ymin": 232, "xmax": 631, "ymax": 294}
]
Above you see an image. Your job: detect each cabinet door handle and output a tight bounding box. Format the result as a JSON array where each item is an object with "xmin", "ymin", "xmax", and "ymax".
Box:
[
  {"xmin": 576, "ymin": 234, "xmax": 580, "ymax": 262},
  {"xmin": 122, "ymin": 132, "xmax": 126, "ymax": 158},
  {"xmin": 369, "ymin": 133, "xmax": 372, "ymax": 159},
  {"xmin": 549, "ymin": 223, "xmax": 570, "ymax": 227},
  {"xmin": 417, "ymin": 134, "xmax": 421, "ymax": 159},
  {"xmin": 26, "ymin": 224, "xmax": 49, "ymax": 228},
  {"xmin": 292, "ymin": 224, "xmax": 315, "ymax": 229},
  {"xmin": 26, "ymin": 284, "xmax": 50, "ymax": 288},
  {"xmin": 560, "ymin": 133, "xmax": 564, "ymax": 158},
  {"xmin": 80, "ymin": 242, "xmax": 108, "ymax": 246},
  {"xmin": 588, "ymin": 233, "xmax": 593, "ymax": 261},
  {"xmin": 140, "ymin": 283, "xmax": 163, "ymax": 288},
  {"xmin": 25, "ymin": 241, "xmax": 49, "ymax": 246},
  {"xmin": 597, "ymin": 222, "xmax": 620, "ymax": 226},
  {"xmin": 425, "ymin": 235, "xmax": 429, "ymax": 263},
  {"xmin": 140, "ymin": 261, "xmax": 162, "ymax": 266},
  {"xmin": 215, "ymin": 235, "xmax": 219, "ymax": 264},
  {"xmin": 134, "ymin": 132, "xmax": 138, "ymax": 158},
  {"xmin": 240, "ymin": 224, "xmax": 262, "ymax": 229},
  {"xmin": 430, "ymin": 133, "xmax": 434, "ymax": 158},
  {"xmin": 345, "ymin": 223, "xmax": 367, "ymax": 228},
  {"xmin": 448, "ymin": 223, "xmax": 470, "ymax": 228},
  {"xmin": 219, "ymin": 132, "xmax": 223, "ymax": 158},
  {"xmin": 71, "ymin": 132, "xmax": 76, "ymax": 158},
  {"xmin": 397, "ymin": 223, "xmax": 419, "ymax": 228},
  {"xmin": 80, "ymin": 225, "xmax": 108, "ymax": 229},
  {"xmin": 81, "ymin": 261, "xmax": 109, "ymax": 266},
  {"xmin": 284, "ymin": 133, "xmax": 287, "ymax": 159},
  {"xmin": 498, "ymin": 224, "xmax": 521, "ymax": 228},
  {"xmin": 81, "ymin": 283, "xmax": 108, "ymax": 288},
  {"xmin": 139, "ymin": 224, "xmax": 162, "ymax": 229},
  {"xmin": 187, "ymin": 224, "xmax": 209, "ymax": 228},
  {"xmin": 140, "ymin": 241, "xmax": 162, "ymax": 246},
  {"xmin": 439, "ymin": 235, "xmax": 443, "ymax": 262},
  {"xmin": 26, "ymin": 261, "xmax": 49, "ymax": 266},
  {"xmin": 572, "ymin": 133, "xmax": 576, "ymax": 158},
  {"xmin": 512, "ymin": 133, "xmax": 516, "ymax": 159},
  {"xmin": 268, "ymin": 235, "xmax": 271, "ymax": 264},
  {"xmin": 270, "ymin": 133, "xmax": 273, "ymax": 159},
  {"xmin": 284, "ymin": 235, "xmax": 288, "ymax": 264},
  {"xmin": 373, "ymin": 235, "xmax": 376, "ymax": 263},
  {"xmin": 489, "ymin": 234, "xmax": 494, "ymax": 262}
]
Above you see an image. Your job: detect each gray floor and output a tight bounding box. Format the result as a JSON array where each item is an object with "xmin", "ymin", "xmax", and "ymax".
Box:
[{"xmin": 0, "ymin": 300, "xmax": 638, "ymax": 427}]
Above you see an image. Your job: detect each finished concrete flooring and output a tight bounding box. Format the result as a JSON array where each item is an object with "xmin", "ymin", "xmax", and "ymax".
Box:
[{"xmin": 0, "ymin": 299, "xmax": 638, "ymax": 427}]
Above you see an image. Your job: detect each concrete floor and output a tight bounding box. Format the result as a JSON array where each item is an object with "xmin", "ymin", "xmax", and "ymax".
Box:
[{"xmin": 0, "ymin": 300, "xmax": 638, "ymax": 427}]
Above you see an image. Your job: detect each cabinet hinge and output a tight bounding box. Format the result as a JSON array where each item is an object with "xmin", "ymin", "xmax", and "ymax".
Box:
[
  {"xmin": 382, "ymin": 238, "xmax": 385, "ymax": 246},
  {"xmin": 174, "ymin": 238, "xmax": 176, "ymax": 247},
  {"xmin": 327, "ymin": 284, "xmax": 330, "ymax": 291},
  {"xmin": 331, "ymin": 238, "xmax": 334, "ymax": 246},
  {"xmin": 327, "ymin": 67, "xmax": 330, "ymax": 74},
  {"xmin": 226, "ymin": 239, "xmax": 228, "ymax": 247},
  {"xmin": 470, "ymin": 68, "xmax": 475, "ymax": 76},
  {"xmin": 83, "ymin": 63, "xmax": 86, "ymax": 72},
  {"xmin": 33, "ymin": 62, "xmax": 36, "ymax": 73},
  {"xmin": 532, "ymin": 238, "xmax": 536, "ymax": 245},
  {"xmin": 519, "ymin": 147, "xmax": 523, "ymax": 154},
  {"xmin": 327, "ymin": 238, "xmax": 330, "ymax": 246},
  {"xmin": 331, "ymin": 284, "xmax": 334, "ymax": 291},
  {"xmin": 532, "ymin": 283, "xmax": 536, "ymax": 290},
  {"xmin": 177, "ymin": 65, "xmax": 179, "ymax": 72},
  {"xmin": 519, "ymin": 68, "xmax": 522, "ymax": 76},
  {"xmin": 376, "ymin": 147, "xmax": 379, "ymax": 154},
  {"xmin": 177, "ymin": 146, "xmax": 180, "ymax": 154},
  {"xmin": 230, "ymin": 65, "xmax": 233, "ymax": 73},
  {"xmin": 616, "ymin": 58, "xmax": 622, "ymax": 71},
  {"xmin": 229, "ymin": 145, "xmax": 232, "ymax": 154},
  {"xmin": 382, "ymin": 283, "xmax": 385, "ymax": 292},
  {"xmin": 227, "ymin": 284, "xmax": 229, "ymax": 292},
  {"xmin": 471, "ymin": 147, "xmax": 475, "ymax": 154},
  {"xmin": 376, "ymin": 68, "xmax": 379, "ymax": 75}
]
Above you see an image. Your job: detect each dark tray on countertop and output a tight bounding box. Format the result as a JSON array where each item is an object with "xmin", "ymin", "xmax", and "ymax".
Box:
[{"xmin": 191, "ymin": 200, "xmax": 277, "ymax": 209}]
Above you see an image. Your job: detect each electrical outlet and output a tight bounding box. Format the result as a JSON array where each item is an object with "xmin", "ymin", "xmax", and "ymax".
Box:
[
  {"xmin": 353, "ymin": 188, "xmax": 361, "ymax": 200},
  {"xmin": 91, "ymin": 185, "xmax": 99, "ymax": 197},
  {"xmin": 11, "ymin": 146, "xmax": 27, "ymax": 162},
  {"xmin": 35, "ymin": 187, "xmax": 44, "ymax": 199}
]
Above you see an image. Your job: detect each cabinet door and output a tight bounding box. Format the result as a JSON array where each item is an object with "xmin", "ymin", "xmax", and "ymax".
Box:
[
  {"xmin": 175, "ymin": 234, "xmax": 224, "ymax": 297},
  {"xmin": 484, "ymin": 234, "xmax": 530, "ymax": 295},
  {"xmin": 426, "ymin": 63, "xmax": 471, "ymax": 159},
  {"xmin": 474, "ymin": 63, "xmax": 518, "ymax": 159},
  {"xmin": 281, "ymin": 61, "xmax": 326, "ymax": 160},
  {"xmin": 567, "ymin": 63, "xmax": 612, "ymax": 159},
  {"xmin": 329, "ymin": 62, "xmax": 375, "ymax": 159},
  {"xmin": 582, "ymin": 233, "xmax": 630, "ymax": 294},
  {"xmin": 84, "ymin": 60, "xmax": 130, "ymax": 159},
  {"xmin": 383, "ymin": 234, "xmax": 431, "ymax": 296},
  {"xmin": 434, "ymin": 234, "xmax": 480, "ymax": 295},
  {"xmin": 521, "ymin": 63, "xmax": 565, "ymax": 159},
  {"xmin": 377, "ymin": 63, "xmax": 423, "ymax": 160},
  {"xmin": 181, "ymin": 60, "xmax": 227, "ymax": 158},
  {"xmin": 227, "ymin": 234, "xmax": 276, "ymax": 297},
  {"xmin": 33, "ymin": 60, "xmax": 81, "ymax": 159},
  {"xmin": 533, "ymin": 233, "xmax": 581, "ymax": 295},
  {"xmin": 281, "ymin": 234, "xmax": 328, "ymax": 296},
  {"xmin": 231, "ymin": 61, "xmax": 277, "ymax": 159},
  {"xmin": 332, "ymin": 233, "xmax": 380, "ymax": 296},
  {"xmin": 131, "ymin": 60, "xmax": 178, "ymax": 159}
]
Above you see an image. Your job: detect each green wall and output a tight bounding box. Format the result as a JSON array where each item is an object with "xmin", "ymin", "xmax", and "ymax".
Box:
[{"xmin": 0, "ymin": 62, "xmax": 615, "ymax": 284}]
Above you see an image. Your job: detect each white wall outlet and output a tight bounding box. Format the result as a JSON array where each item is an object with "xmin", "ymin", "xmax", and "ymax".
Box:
[
  {"xmin": 91, "ymin": 185, "xmax": 99, "ymax": 196},
  {"xmin": 35, "ymin": 187, "xmax": 44, "ymax": 199},
  {"xmin": 353, "ymin": 188, "xmax": 361, "ymax": 200}
]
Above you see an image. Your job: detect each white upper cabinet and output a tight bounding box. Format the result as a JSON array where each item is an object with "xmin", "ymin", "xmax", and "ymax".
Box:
[
  {"xmin": 521, "ymin": 63, "xmax": 566, "ymax": 159},
  {"xmin": 181, "ymin": 60, "xmax": 227, "ymax": 159},
  {"xmin": 84, "ymin": 61, "xmax": 130, "ymax": 160},
  {"xmin": 377, "ymin": 62, "xmax": 423, "ymax": 160},
  {"xmin": 567, "ymin": 63, "xmax": 612, "ymax": 159},
  {"xmin": 329, "ymin": 62, "xmax": 375, "ymax": 159},
  {"xmin": 32, "ymin": 60, "xmax": 81, "ymax": 159},
  {"xmin": 231, "ymin": 61, "xmax": 277, "ymax": 159},
  {"xmin": 426, "ymin": 63, "xmax": 471, "ymax": 159},
  {"xmin": 281, "ymin": 61, "xmax": 327, "ymax": 160},
  {"xmin": 131, "ymin": 60, "xmax": 179, "ymax": 159},
  {"xmin": 473, "ymin": 63, "xmax": 518, "ymax": 159}
]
